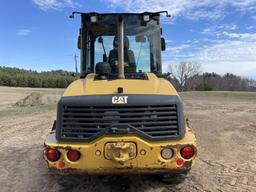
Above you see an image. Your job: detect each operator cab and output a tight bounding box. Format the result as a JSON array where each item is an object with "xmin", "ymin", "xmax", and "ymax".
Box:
[{"xmin": 74, "ymin": 12, "xmax": 169, "ymax": 79}]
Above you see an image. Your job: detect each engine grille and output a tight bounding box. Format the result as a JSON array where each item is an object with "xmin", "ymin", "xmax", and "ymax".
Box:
[{"xmin": 59, "ymin": 104, "xmax": 180, "ymax": 141}]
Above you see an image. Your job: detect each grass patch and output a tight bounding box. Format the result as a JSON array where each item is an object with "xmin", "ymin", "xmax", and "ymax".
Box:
[
  {"xmin": 180, "ymin": 91, "xmax": 256, "ymax": 100},
  {"xmin": 0, "ymin": 104, "xmax": 56, "ymax": 117}
]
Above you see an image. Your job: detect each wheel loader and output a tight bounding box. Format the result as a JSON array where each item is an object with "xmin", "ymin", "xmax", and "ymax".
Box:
[{"xmin": 44, "ymin": 11, "xmax": 197, "ymax": 183}]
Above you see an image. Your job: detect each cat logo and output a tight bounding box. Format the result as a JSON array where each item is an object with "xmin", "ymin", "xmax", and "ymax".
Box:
[{"xmin": 112, "ymin": 96, "xmax": 128, "ymax": 104}]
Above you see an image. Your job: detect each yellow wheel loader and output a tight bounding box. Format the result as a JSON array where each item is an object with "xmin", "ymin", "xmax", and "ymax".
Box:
[{"xmin": 44, "ymin": 11, "xmax": 197, "ymax": 183}]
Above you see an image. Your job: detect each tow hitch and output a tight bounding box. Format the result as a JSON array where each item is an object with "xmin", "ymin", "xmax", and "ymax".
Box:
[{"xmin": 104, "ymin": 142, "xmax": 137, "ymax": 164}]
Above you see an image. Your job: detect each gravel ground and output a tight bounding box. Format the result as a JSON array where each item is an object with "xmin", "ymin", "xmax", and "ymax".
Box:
[{"xmin": 0, "ymin": 88, "xmax": 256, "ymax": 192}]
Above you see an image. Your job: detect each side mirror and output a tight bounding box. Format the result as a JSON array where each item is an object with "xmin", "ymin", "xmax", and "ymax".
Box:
[
  {"xmin": 161, "ymin": 37, "xmax": 166, "ymax": 51},
  {"xmin": 77, "ymin": 35, "xmax": 81, "ymax": 49}
]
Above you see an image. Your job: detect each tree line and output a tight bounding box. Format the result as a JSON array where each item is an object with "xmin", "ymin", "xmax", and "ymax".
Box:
[
  {"xmin": 0, "ymin": 67, "xmax": 78, "ymax": 88},
  {"xmin": 1, "ymin": 65, "xmax": 255, "ymax": 91},
  {"xmin": 164, "ymin": 62, "xmax": 256, "ymax": 92}
]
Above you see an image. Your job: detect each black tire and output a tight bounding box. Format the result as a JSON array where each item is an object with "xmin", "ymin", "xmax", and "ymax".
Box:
[
  {"xmin": 161, "ymin": 173, "xmax": 189, "ymax": 184},
  {"xmin": 54, "ymin": 175, "xmax": 86, "ymax": 188}
]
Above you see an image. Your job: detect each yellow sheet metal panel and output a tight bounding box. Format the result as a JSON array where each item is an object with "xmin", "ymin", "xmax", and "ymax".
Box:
[
  {"xmin": 63, "ymin": 73, "xmax": 178, "ymax": 96},
  {"xmin": 44, "ymin": 127, "xmax": 196, "ymax": 174}
]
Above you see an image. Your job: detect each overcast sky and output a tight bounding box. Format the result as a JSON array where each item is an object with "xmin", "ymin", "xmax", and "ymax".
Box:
[{"xmin": 0, "ymin": 0, "xmax": 256, "ymax": 78}]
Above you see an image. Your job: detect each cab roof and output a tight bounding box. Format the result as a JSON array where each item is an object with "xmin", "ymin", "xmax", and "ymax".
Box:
[{"xmin": 69, "ymin": 11, "xmax": 171, "ymax": 18}]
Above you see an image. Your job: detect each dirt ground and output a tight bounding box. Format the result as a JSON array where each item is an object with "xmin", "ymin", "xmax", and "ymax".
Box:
[
  {"xmin": 0, "ymin": 87, "xmax": 256, "ymax": 192},
  {"xmin": 0, "ymin": 86, "xmax": 63, "ymax": 110}
]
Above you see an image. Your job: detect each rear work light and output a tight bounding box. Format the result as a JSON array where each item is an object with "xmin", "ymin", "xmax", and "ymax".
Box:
[
  {"xmin": 46, "ymin": 148, "xmax": 60, "ymax": 162},
  {"xmin": 161, "ymin": 148, "xmax": 173, "ymax": 160},
  {"xmin": 180, "ymin": 146, "xmax": 195, "ymax": 159},
  {"xmin": 67, "ymin": 150, "xmax": 80, "ymax": 161}
]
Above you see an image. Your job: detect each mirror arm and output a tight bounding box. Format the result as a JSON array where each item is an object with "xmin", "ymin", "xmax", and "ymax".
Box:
[
  {"xmin": 69, "ymin": 12, "xmax": 84, "ymax": 19},
  {"xmin": 155, "ymin": 11, "xmax": 171, "ymax": 18},
  {"xmin": 101, "ymin": 41, "xmax": 107, "ymax": 56}
]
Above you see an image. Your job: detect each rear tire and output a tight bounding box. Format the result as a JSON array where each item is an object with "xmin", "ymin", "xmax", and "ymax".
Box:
[
  {"xmin": 54, "ymin": 175, "xmax": 86, "ymax": 188},
  {"xmin": 161, "ymin": 173, "xmax": 189, "ymax": 184}
]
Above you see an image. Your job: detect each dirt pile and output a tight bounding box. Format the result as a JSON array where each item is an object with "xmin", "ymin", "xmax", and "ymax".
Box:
[{"xmin": 15, "ymin": 92, "xmax": 58, "ymax": 107}]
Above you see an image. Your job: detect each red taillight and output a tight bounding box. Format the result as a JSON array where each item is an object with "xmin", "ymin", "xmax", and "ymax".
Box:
[
  {"xmin": 180, "ymin": 146, "xmax": 194, "ymax": 159},
  {"xmin": 67, "ymin": 150, "xmax": 80, "ymax": 161},
  {"xmin": 46, "ymin": 148, "xmax": 60, "ymax": 162},
  {"xmin": 176, "ymin": 158, "xmax": 184, "ymax": 166}
]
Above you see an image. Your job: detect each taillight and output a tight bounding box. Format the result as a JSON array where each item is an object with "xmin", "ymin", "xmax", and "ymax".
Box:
[
  {"xmin": 67, "ymin": 150, "xmax": 80, "ymax": 161},
  {"xmin": 180, "ymin": 146, "xmax": 194, "ymax": 159},
  {"xmin": 46, "ymin": 148, "xmax": 60, "ymax": 162},
  {"xmin": 176, "ymin": 158, "xmax": 184, "ymax": 166}
]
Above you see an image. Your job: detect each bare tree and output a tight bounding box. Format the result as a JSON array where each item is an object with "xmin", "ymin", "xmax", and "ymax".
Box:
[{"xmin": 169, "ymin": 62, "xmax": 201, "ymax": 90}]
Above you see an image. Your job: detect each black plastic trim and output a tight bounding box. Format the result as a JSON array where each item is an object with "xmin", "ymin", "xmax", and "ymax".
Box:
[{"xmin": 55, "ymin": 94, "xmax": 184, "ymax": 142}]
